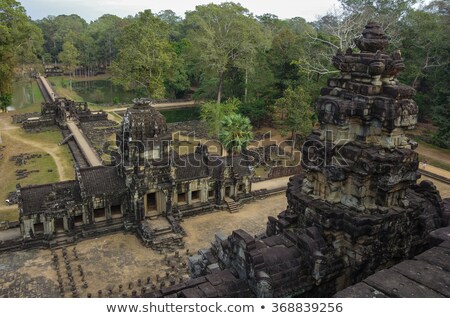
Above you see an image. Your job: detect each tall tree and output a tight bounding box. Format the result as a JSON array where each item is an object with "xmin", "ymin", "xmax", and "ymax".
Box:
[
  {"xmin": 88, "ymin": 14, "xmax": 124, "ymax": 67},
  {"xmin": 58, "ymin": 41, "xmax": 79, "ymax": 76},
  {"xmin": 273, "ymin": 86, "xmax": 314, "ymax": 149},
  {"xmin": 184, "ymin": 2, "xmax": 269, "ymax": 103},
  {"xmin": 0, "ymin": 0, "xmax": 43, "ymax": 111},
  {"xmin": 111, "ymin": 10, "xmax": 180, "ymax": 98},
  {"xmin": 36, "ymin": 14, "xmax": 87, "ymax": 63}
]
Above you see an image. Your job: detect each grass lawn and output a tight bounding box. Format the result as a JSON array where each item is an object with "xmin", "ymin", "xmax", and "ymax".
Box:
[
  {"xmin": 0, "ymin": 207, "xmax": 19, "ymax": 222},
  {"xmin": 13, "ymin": 128, "xmax": 74, "ymax": 180},
  {"xmin": 0, "ymin": 132, "xmax": 61, "ymax": 222}
]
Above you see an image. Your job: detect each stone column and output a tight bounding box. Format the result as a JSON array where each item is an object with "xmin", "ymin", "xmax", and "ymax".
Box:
[
  {"xmin": 44, "ymin": 219, "xmax": 53, "ymax": 235},
  {"xmin": 187, "ymin": 183, "xmax": 192, "ymax": 205},
  {"xmin": 106, "ymin": 200, "xmax": 112, "ymax": 220},
  {"xmin": 63, "ymin": 216, "xmax": 69, "ymax": 231},
  {"xmin": 200, "ymin": 180, "xmax": 208, "ymax": 203},
  {"xmin": 173, "ymin": 186, "xmax": 178, "ymax": 205},
  {"xmin": 158, "ymin": 191, "xmax": 167, "ymax": 214},
  {"xmin": 220, "ymin": 184, "xmax": 225, "ymax": 203}
]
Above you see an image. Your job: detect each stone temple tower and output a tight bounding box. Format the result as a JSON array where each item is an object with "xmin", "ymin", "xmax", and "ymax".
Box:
[
  {"xmin": 267, "ymin": 22, "xmax": 444, "ymax": 286},
  {"xmin": 302, "ymin": 22, "xmax": 420, "ymax": 210}
]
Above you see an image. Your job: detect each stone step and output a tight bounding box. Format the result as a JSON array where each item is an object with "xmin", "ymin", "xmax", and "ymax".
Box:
[
  {"xmin": 225, "ymin": 199, "xmax": 240, "ymax": 213},
  {"xmin": 153, "ymin": 227, "xmax": 173, "ymax": 236}
]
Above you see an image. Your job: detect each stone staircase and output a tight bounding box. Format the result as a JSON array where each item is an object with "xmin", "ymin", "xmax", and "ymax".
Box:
[
  {"xmin": 225, "ymin": 198, "xmax": 240, "ymax": 213},
  {"xmin": 59, "ymin": 133, "xmax": 73, "ymax": 145},
  {"xmin": 138, "ymin": 217, "xmax": 184, "ymax": 251}
]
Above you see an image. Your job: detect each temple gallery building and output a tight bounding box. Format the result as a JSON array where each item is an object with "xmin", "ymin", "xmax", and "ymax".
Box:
[{"xmin": 17, "ymin": 99, "xmax": 253, "ymax": 245}]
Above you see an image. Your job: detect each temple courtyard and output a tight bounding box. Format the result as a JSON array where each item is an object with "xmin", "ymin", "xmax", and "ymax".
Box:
[{"xmin": 0, "ymin": 193, "xmax": 286, "ymax": 297}]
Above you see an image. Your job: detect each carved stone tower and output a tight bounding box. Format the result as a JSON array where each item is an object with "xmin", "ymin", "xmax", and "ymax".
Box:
[
  {"xmin": 116, "ymin": 98, "xmax": 171, "ymax": 166},
  {"xmin": 302, "ymin": 22, "xmax": 419, "ymax": 210},
  {"xmin": 267, "ymin": 22, "xmax": 444, "ymax": 285}
]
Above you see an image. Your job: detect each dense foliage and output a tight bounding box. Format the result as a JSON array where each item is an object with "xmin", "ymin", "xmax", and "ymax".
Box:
[
  {"xmin": 0, "ymin": 0, "xmax": 42, "ymax": 111},
  {"xmin": 3, "ymin": 1, "xmax": 449, "ymax": 147}
]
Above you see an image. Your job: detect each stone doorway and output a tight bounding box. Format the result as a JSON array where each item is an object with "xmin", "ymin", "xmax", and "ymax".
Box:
[
  {"xmin": 177, "ymin": 192, "xmax": 187, "ymax": 205},
  {"xmin": 225, "ymin": 186, "xmax": 232, "ymax": 197},
  {"xmin": 54, "ymin": 218, "xmax": 65, "ymax": 233},
  {"xmin": 192, "ymin": 190, "xmax": 201, "ymax": 203},
  {"xmin": 74, "ymin": 214, "xmax": 83, "ymax": 226},
  {"xmin": 34, "ymin": 222, "xmax": 44, "ymax": 235},
  {"xmin": 94, "ymin": 208, "xmax": 106, "ymax": 222},
  {"xmin": 145, "ymin": 192, "xmax": 160, "ymax": 217},
  {"xmin": 111, "ymin": 205, "xmax": 122, "ymax": 219}
]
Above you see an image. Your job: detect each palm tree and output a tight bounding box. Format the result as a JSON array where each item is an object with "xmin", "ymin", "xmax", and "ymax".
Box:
[{"xmin": 219, "ymin": 113, "xmax": 253, "ymax": 155}]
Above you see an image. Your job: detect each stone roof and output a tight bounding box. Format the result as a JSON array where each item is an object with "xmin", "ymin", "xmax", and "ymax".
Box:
[
  {"xmin": 123, "ymin": 99, "xmax": 170, "ymax": 141},
  {"xmin": 174, "ymin": 153, "xmax": 210, "ymax": 180},
  {"xmin": 20, "ymin": 181, "xmax": 82, "ymax": 216},
  {"xmin": 79, "ymin": 166, "xmax": 126, "ymax": 196},
  {"xmin": 211, "ymin": 155, "xmax": 252, "ymax": 179}
]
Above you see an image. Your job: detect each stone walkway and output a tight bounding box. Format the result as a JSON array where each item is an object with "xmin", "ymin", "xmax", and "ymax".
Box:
[
  {"xmin": 420, "ymin": 164, "xmax": 450, "ymax": 179},
  {"xmin": 67, "ymin": 121, "xmax": 102, "ymax": 167},
  {"xmin": 252, "ymin": 176, "xmax": 292, "ymax": 191}
]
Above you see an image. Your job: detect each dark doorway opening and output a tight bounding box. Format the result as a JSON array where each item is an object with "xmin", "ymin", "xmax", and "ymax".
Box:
[
  {"xmin": 94, "ymin": 208, "xmax": 106, "ymax": 222},
  {"xmin": 178, "ymin": 192, "xmax": 186, "ymax": 205},
  {"xmin": 111, "ymin": 205, "xmax": 122, "ymax": 219},
  {"xmin": 34, "ymin": 222, "xmax": 44, "ymax": 235},
  {"xmin": 191, "ymin": 190, "xmax": 200, "ymax": 203},
  {"xmin": 74, "ymin": 214, "xmax": 83, "ymax": 226},
  {"xmin": 225, "ymin": 186, "xmax": 232, "ymax": 197},
  {"xmin": 147, "ymin": 193, "xmax": 157, "ymax": 211},
  {"xmin": 54, "ymin": 218, "xmax": 65, "ymax": 233}
]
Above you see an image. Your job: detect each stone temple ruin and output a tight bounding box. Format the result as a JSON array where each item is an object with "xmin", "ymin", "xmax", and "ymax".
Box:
[
  {"xmin": 14, "ymin": 98, "xmax": 253, "ymax": 251},
  {"xmin": 3, "ymin": 22, "xmax": 449, "ymax": 298},
  {"xmin": 157, "ymin": 22, "xmax": 449, "ymax": 298}
]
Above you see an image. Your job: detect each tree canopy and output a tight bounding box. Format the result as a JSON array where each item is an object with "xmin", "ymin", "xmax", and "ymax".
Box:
[
  {"xmin": 7, "ymin": 0, "xmax": 450, "ymax": 149},
  {"xmin": 0, "ymin": 0, "xmax": 42, "ymax": 111}
]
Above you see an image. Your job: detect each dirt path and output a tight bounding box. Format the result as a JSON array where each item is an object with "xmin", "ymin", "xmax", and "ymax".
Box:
[
  {"xmin": 0, "ymin": 115, "xmax": 72, "ymax": 181},
  {"xmin": 420, "ymin": 165, "xmax": 450, "ymax": 179}
]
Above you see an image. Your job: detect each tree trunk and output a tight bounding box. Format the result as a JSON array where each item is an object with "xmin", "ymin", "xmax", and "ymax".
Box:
[
  {"xmin": 292, "ymin": 130, "xmax": 296, "ymax": 151},
  {"xmin": 216, "ymin": 72, "xmax": 224, "ymax": 104},
  {"xmin": 244, "ymin": 68, "xmax": 248, "ymax": 103}
]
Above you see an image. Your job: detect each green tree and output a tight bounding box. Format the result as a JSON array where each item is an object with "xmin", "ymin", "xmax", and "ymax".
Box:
[
  {"xmin": 88, "ymin": 14, "xmax": 124, "ymax": 67},
  {"xmin": 0, "ymin": 0, "xmax": 43, "ymax": 112},
  {"xmin": 219, "ymin": 113, "xmax": 253, "ymax": 155},
  {"xmin": 184, "ymin": 2, "xmax": 269, "ymax": 103},
  {"xmin": 433, "ymin": 94, "xmax": 450, "ymax": 149},
  {"xmin": 36, "ymin": 14, "xmax": 87, "ymax": 63},
  {"xmin": 58, "ymin": 41, "xmax": 79, "ymax": 76},
  {"xmin": 274, "ymin": 86, "xmax": 314, "ymax": 149},
  {"xmin": 238, "ymin": 100, "xmax": 270, "ymax": 128},
  {"xmin": 200, "ymin": 98, "xmax": 239, "ymax": 137},
  {"xmin": 111, "ymin": 10, "xmax": 179, "ymax": 98}
]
